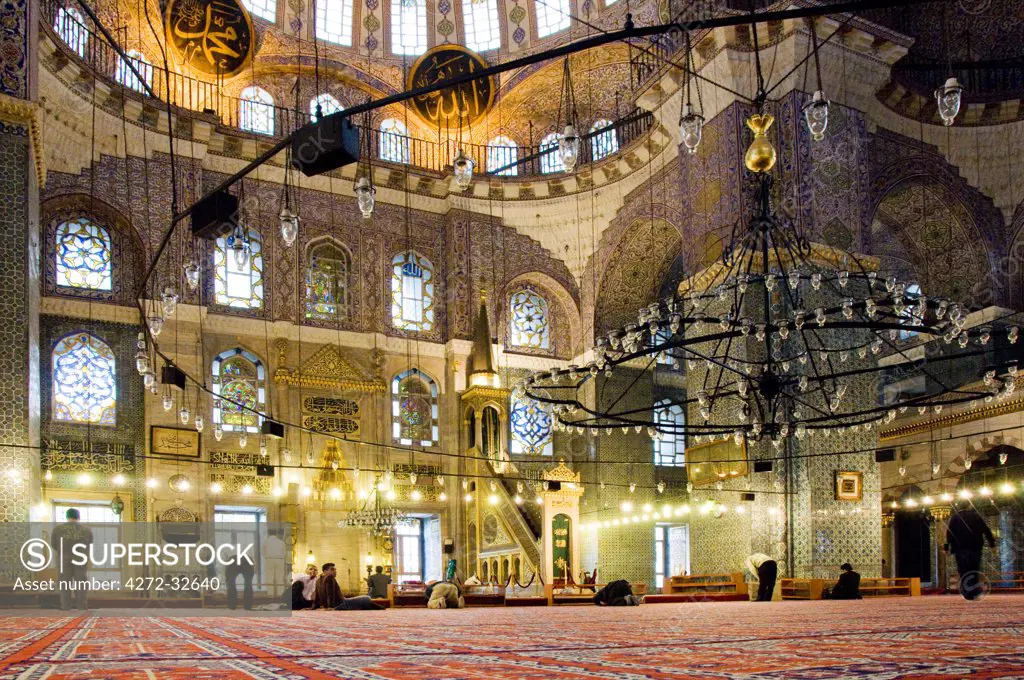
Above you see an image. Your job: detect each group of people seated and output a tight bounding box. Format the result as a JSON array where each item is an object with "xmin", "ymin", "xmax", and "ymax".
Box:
[
  {"xmin": 745, "ymin": 552, "xmax": 861, "ymax": 601},
  {"xmin": 290, "ymin": 563, "xmax": 386, "ymax": 611}
]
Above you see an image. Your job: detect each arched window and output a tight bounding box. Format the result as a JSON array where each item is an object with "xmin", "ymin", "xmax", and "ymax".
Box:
[
  {"xmin": 509, "ymin": 289, "xmax": 550, "ymax": 349},
  {"xmin": 391, "ymin": 0, "xmax": 427, "ymax": 56},
  {"xmin": 239, "ymin": 86, "xmax": 275, "ymax": 135},
  {"xmin": 510, "ymin": 395, "xmax": 553, "ymax": 456},
  {"xmin": 391, "ymin": 251, "xmax": 434, "ymax": 332},
  {"xmin": 212, "ymin": 348, "xmax": 266, "ymax": 432},
  {"xmin": 590, "ymin": 119, "xmax": 618, "ymax": 160},
  {"xmin": 486, "ymin": 136, "xmax": 518, "ymax": 176},
  {"xmin": 310, "ymin": 93, "xmax": 343, "ymax": 122},
  {"xmin": 115, "ymin": 50, "xmax": 152, "ymax": 93},
  {"xmin": 242, "ymin": 0, "xmax": 277, "ymax": 21},
  {"xmin": 392, "ymin": 368, "xmax": 439, "ymax": 446},
  {"xmin": 54, "ymin": 7, "xmax": 87, "ymax": 57},
  {"xmin": 52, "ymin": 333, "xmax": 116, "ymax": 425},
  {"xmin": 214, "ymin": 229, "xmax": 264, "ymax": 309},
  {"xmin": 462, "ymin": 0, "xmax": 500, "ymax": 51},
  {"xmin": 305, "ymin": 240, "xmax": 352, "ymax": 321},
  {"xmin": 535, "ymin": 0, "xmax": 570, "ymax": 37},
  {"xmin": 55, "ymin": 217, "xmax": 112, "ymax": 291},
  {"xmin": 380, "ymin": 118, "xmax": 410, "ymax": 164},
  {"xmin": 539, "ymin": 132, "xmax": 564, "ymax": 174},
  {"xmin": 316, "ymin": 0, "xmax": 354, "ymax": 46},
  {"xmin": 653, "ymin": 400, "xmax": 685, "ymax": 466},
  {"xmin": 899, "ymin": 283, "xmax": 922, "ymax": 340}
]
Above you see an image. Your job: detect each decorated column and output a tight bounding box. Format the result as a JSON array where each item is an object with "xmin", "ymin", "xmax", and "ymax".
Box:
[{"xmin": 541, "ymin": 460, "xmax": 583, "ymax": 584}]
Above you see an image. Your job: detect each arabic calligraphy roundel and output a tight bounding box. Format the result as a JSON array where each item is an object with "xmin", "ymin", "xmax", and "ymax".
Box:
[
  {"xmin": 406, "ymin": 45, "xmax": 495, "ymax": 128},
  {"xmin": 164, "ymin": 0, "xmax": 254, "ymax": 77}
]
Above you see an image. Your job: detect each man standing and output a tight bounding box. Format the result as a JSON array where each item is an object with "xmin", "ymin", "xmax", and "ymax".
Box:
[
  {"xmin": 946, "ymin": 505, "xmax": 996, "ymax": 600},
  {"xmin": 744, "ymin": 552, "xmax": 777, "ymax": 602},
  {"xmin": 225, "ymin": 552, "xmax": 255, "ymax": 611},
  {"xmin": 50, "ymin": 508, "xmax": 93, "ymax": 611},
  {"xmin": 262, "ymin": 529, "xmax": 288, "ymax": 597},
  {"xmin": 367, "ymin": 565, "xmax": 391, "ymax": 599}
]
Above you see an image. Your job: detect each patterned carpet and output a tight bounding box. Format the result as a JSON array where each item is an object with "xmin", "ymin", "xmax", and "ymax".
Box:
[{"xmin": 0, "ymin": 595, "xmax": 1022, "ymax": 678}]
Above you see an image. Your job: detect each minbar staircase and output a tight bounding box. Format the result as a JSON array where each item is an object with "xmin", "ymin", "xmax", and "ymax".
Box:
[{"xmin": 485, "ymin": 458, "xmax": 542, "ymax": 575}]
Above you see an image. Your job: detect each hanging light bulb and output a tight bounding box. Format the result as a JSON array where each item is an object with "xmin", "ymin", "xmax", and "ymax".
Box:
[
  {"xmin": 161, "ymin": 287, "xmax": 179, "ymax": 317},
  {"xmin": 558, "ymin": 124, "xmax": 579, "ymax": 172},
  {"xmin": 260, "ymin": 437, "xmax": 268, "ymax": 458},
  {"xmin": 999, "ymin": 452, "xmax": 1008, "ymax": 465},
  {"xmin": 802, "ymin": 90, "xmax": 829, "ymax": 142},
  {"xmin": 657, "ymin": 480, "xmax": 666, "ymax": 494},
  {"xmin": 679, "ymin": 103, "xmax": 704, "ymax": 154},
  {"xmin": 143, "ymin": 370, "xmax": 156, "ymax": 390},
  {"xmin": 135, "ymin": 333, "xmax": 149, "ymax": 374},
  {"xmin": 963, "ymin": 457, "xmax": 972, "ymax": 470},
  {"xmin": 194, "ymin": 414, "xmax": 204, "ymax": 432},
  {"xmin": 183, "ymin": 260, "xmax": 200, "ymax": 290},
  {"xmin": 935, "ymin": 77, "xmax": 963, "ymax": 126},
  {"xmin": 162, "ymin": 387, "xmax": 173, "ymax": 411},
  {"xmin": 44, "ymin": 469, "xmax": 52, "ymax": 482},
  {"xmin": 282, "ymin": 448, "xmax": 292, "ymax": 463},
  {"xmin": 355, "ymin": 176, "xmax": 375, "ymax": 218},
  {"xmin": 239, "ymin": 432, "xmax": 248, "ymax": 448},
  {"xmin": 214, "ymin": 424, "xmax": 223, "ymax": 442},
  {"xmin": 228, "ymin": 225, "xmax": 249, "ymax": 270},
  {"xmin": 452, "ymin": 149, "xmax": 475, "ymax": 189},
  {"xmin": 178, "ymin": 404, "xmax": 190, "ymax": 425},
  {"xmin": 279, "ymin": 206, "xmax": 299, "ymax": 247},
  {"xmin": 147, "ymin": 315, "xmax": 164, "ymax": 337}
]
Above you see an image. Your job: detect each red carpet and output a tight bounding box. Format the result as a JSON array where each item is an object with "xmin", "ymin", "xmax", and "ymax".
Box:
[{"xmin": 0, "ymin": 595, "xmax": 1022, "ymax": 678}]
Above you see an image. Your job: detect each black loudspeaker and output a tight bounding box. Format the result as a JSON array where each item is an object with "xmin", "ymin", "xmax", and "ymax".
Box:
[
  {"xmin": 160, "ymin": 363, "xmax": 187, "ymax": 390},
  {"xmin": 261, "ymin": 419, "xmax": 285, "ymax": 439},
  {"xmin": 753, "ymin": 461, "xmax": 773, "ymax": 473},
  {"xmin": 741, "ymin": 492, "xmax": 756, "ymax": 502},
  {"xmin": 290, "ymin": 115, "xmax": 360, "ymax": 177},
  {"xmin": 875, "ymin": 449, "xmax": 896, "ymax": 463},
  {"xmin": 443, "ymin": 539, "xmax": 454, "ymax": 554},
  {"xmin": 256, "ymin": 464, "xmax": 274, "ymax": 477},
  {"xmin": 191, "ymin": 190, "xmax": 239, "ymax": 240},
  {"xmin": 547, "ymin": 481, "xmax": 562, "ymax": 491}
]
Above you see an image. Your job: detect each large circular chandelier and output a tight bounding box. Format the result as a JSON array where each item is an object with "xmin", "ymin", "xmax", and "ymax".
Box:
[
  {"xmin": 340, "ymin": 486, "xmax": 408, "ymax": 537},
  {"xmin": 520, "ymin": 115, "xmax": 1020, "ymax": 449}
]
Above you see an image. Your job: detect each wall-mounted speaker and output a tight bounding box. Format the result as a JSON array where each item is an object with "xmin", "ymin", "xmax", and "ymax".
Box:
[
  {"xmin": 875, "ymin": 449, "xmax": 896, "ymax": 463},
  {"xmin": 290, "ymin": 115, "xmax": 360, "ymax": 177},
  {"xmin": 753, "ymin": 461, "xmax": 773, "ymax": 473},
  {"xmin": 547, "ymin": 481, "xmax": 562, "ymax": 491},
  {"xmin": 191, "ymin": 190, "xmax": 239, "ymax": 240},
  {"xmin": 741, "ymin": 492, "xmax": 756, "ymax": 502},
  {"xmin": 443, "ymin": 539, "xmax": 454, "ymax": 554},
  {"xmin": 255, "ymin": 464, "xmax": 274, "ymax": 477}
]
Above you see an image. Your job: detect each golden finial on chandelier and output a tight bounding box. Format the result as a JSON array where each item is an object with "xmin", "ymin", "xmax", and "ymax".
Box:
[{"xmin": 744, "ymin": 113, "xmax": 776, "ymax": 173}]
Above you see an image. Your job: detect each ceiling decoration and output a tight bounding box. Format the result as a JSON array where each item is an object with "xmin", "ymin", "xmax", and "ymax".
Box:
[
  {"xmin": 407, "ymin": 45, "xmax": 496, "ymax": 128},
  {"xmin": 163, "ymin": 0, "xmax": 254, "ymax": 77}
]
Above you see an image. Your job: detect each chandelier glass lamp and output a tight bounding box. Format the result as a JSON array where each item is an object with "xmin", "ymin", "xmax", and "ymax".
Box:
[
  {"xmin": 556, "ymin": 57, "xmax": 580, "ymax": 172},
  {"xmin": 453, "ymin": 148, "xmax": 475, "ymax": 189},
  {"xmin": 678, "ymin": 32, "xmax": 705, "ymax": 154},
  {"xmin": 518, "ymin": 113, "xmax": 1020, "ymax": 446},
  {"xmin": 341, "ymin": 482, "xmax": 408, "ymax": 537},
  {"xmin": 801, "ymin": 18, "xmax": 829, "ymax": 142}
]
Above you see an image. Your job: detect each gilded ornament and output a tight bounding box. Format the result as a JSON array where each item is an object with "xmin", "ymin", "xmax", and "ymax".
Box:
[{"xmin": 743, "ymin": 113, "xmax": 776, "ymax": 173}]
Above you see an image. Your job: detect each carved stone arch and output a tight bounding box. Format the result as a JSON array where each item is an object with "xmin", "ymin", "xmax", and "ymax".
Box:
[
  {"xmin": 303, "ymin": 236, "xmax": 356, "ymax": 325},
  {"xmin": 1008, "ymin": 198, "xmax": 1024, "ymax": 308},
  {"xmin": 500, "ymin": 271, "xmax": 581, "ymax": 359},
  {"xmin": 41, "ymin": 193, "xmax": 145, "ymax": 306}
]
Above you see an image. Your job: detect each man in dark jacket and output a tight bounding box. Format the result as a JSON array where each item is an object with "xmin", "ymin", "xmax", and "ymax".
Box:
[
  {"xmin": 824, "ymin": 563, "xmax": 861, "ymax": 600},
  {"xmin": 946, "ymin": 506, "xmax": 996, "ymax": 600},
  {"xmin": 314, "ymin": 563, "xmax": 384, "ymax": 610},
  {"xmin": 593, "ymin": 579, "xmax": 642, "ymax": 606}
]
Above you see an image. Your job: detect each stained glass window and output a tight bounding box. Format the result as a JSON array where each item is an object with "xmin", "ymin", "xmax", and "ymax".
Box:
[
  {"xmin": 391, "ymin": 0, "xmax": 428, "ymax": 55},
  {"xmin": 590, "ymin": 119, "xmax": 618, "ymax": 160},
  {"xmin": 539, "ymin": 132, "xmax": 564, "ymax": 174},
  {"xmin": 115, "ymin": 50, "xmax": 152, "ymax": 93},
  {"xmin": 509, "ymin": 289, "xmax": 550, "ymax": 349},
  {"xmin": 305, "ymin": 241, "xmax": 351, "ymax": 321},
  {"xmin": 55, "ymin": 7, "xmax": 87, "ymax": 57},
  {"xmin": 463, "ymin": 0, "xmax": 501, "ymax": 51},
  {"xmin": 654, "ymin": 400, "xmax": 685, "ymax": 466},
  {"xmin": 239, "ymin": 86, "xmax": 275, "ymax": 135},
  {"xmin": 55, "ymin": 218, "xmax": 112, "ymax": 291},
  {"xmin": 214, "ymin": 229, "xmax": 264, "ymax": 309},
  {"xmin": 392, "ymin": 369, "xmax": 438, "ymax": 446},
  {"xmin": 535, "ymin": 0, "xmax": 570, "ymax": 37},
  {"xmin": 380, "ymin": 118, "xmax": 410, "ymax": 163},
  {"xmin": 52, "ymin": 333, "xmax": 116, "ymax": 425},
  {"xmin": 316, "ymin": 0, "xmax": 354, "ymax": 45},
  {"xmin": 510, "ymin": 395, "xmax": 552, "ymax": 456},
  {"xmin": 212, "ymin": 348, "xmax": 266, "ymax": 432},
  {"xmin": 310, "ymin": 93, "xmax": 343, "ymax": 122},
  {"xmin": 486, "ymin": 136, "xmax": 518, "ymax": 176},
  {"xmin": 391, "ymin": 251, "xmax": 434, "ymax": 332}
]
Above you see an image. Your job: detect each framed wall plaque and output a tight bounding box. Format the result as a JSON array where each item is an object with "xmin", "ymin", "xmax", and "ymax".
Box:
[
  {"xmin": 407, "ymin": 45, "xmax": 495, "ymax": 128},
  {"xmin": 835, "ymin": 470, "xmax": 863, "ymax": 501},
  {"xmin": 151, "ymin": 426, "xmax": 201, "ymax": 458},
  {"xmin": 164, "ymin": 0, "xmax": 254, "ymax": 77}
]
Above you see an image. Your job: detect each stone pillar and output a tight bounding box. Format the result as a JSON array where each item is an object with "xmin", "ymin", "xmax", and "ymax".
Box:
[
  {"xmin": 929, "ymin": 506, "xmax": 951, "ymax": 591},
  {"xmin": 0, "ymin": 0, "xmax": 41, "ymax": 520}
]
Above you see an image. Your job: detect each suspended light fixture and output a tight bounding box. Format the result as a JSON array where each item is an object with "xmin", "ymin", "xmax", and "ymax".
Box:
[
  {"xmin": 147, "ymin": 315, "xmax": 164, "ymax": 337},
  {"xmin": 213, "ymin": 424, "xmax": 224, "ymax": 441},
  {"xmin": 679, "ymin": 32, "xmax": 705, "ymax": 154},
  {"xmin": 184, "ymin": 260, "xmax": 200, "ymax": 290},
  {"xmin": 802, "ymin": 19, "xmax": 829, "ymax": 142},
  {"xmin": 355, "ymin": 177, "xmax": 376, "ymax": 218},
  {"xmin": 161, "ymin": 287, "xmax": 179, "ymax": 317},
  {"xmin": 228, "ymin": 224, "xmax": 250, "ymax": 270},
  {"xmin": 135, "ymin": 333, "xmax": 149, "ymax": 374},
  {"xmin": 195, "ymin": 414, "xmax": 204, "ymax": 432},
  {"xmin": 279, "ymin": 206, "xmax": 299, "ymax": 247},
  {"xmin": 556, "ymin": 56, "xmax": 580, "ymax": 172},
  {"xmin": 935, "ymin": 77, "xmax": 963, "ymax": 127},
  {"xmin": 452, "ymin": 149, "xmax": 475, "ymax": 189},
  {"xmin": 341, "ymin": 484, "xmax": 408, "ymax": 537},
  {"xmin": 178, "ymin": 404, "xmax": 190, "ymax": 425}
]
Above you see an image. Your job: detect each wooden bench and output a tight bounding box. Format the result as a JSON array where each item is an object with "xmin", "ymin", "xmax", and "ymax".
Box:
[
  {"xmin": 781, "ymin": 578, "xmax": 825, "ymax": 600},
  {"xmin": 782, "ymin": 577, "xmax": 920, "ymax": 599},
  {"xmin": 462, "ymin": 584, "xmax": 507, "ymax": 606},
  {"xmin": 544, "ymin": 582, "xmax": 648, "ymax": 606},
  {"xmin": 663, "ymin": 572, "xmax": 748, "ymax": 596},
  {"xmin": 387, "ymin": 582, "xmax": 426, "ymax": 607},
  {"xmin": 977, "ymin": 572, "xmax": 1024, "ymax": 592}
]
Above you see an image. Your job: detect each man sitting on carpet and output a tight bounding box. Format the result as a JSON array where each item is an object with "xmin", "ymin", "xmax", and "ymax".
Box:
[
  {"xmin": 425, "ymin": 579, "xmax": 465, "ymax": 609},
  {"xmin": 367, "ymin": 565, "xmax": 391, "ymax": 599},
  {"xmin": 290, "ymin": 564, "xmax": 319, "ymax": 610},
  {"xmin": 823, "ymin": 563, "xmax": 861, "ymax": 600},
  {"xmin": 313, "ymin": 563, "xmax": 385, "ymax": 611},
  {"xmin": 593, "ymin": 579, "xmax": 643, "ymax": 606},
  {"xmin": 745, "ymin": 552, "xmax": 778, "ymax": 602}
]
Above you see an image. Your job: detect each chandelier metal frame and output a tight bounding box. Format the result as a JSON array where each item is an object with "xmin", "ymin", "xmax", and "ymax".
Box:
[{"xmin": 340, "ymin": 481, "xmax": 409, "ymax": 537}]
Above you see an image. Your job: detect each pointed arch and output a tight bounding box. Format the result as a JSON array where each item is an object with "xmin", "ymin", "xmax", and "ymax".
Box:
[
  {"xmin": 305, "ymin": 238, "xmax": 353, "ymax": 321},
  {"xmin": 391, "ymin": 251, "xmax": 434, "ymax": 332},
  {"xmin": 486, "ymin": 136, "xmax": 518, "ymax": 176},
  {"xmin": 212, "ymin": 348, "xmax": 266, "ymax": 433},
  {"xmin": 392, "ymin": 368, "xmax": 439, "ymax": 446},
  {"xmin": 214, "ymin": 228, "xmax": 264, "ymax": 310}
]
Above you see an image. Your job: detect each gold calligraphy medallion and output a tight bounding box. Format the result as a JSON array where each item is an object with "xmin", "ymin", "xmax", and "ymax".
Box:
[
  {"xmin": 164, "ymin": 0, "xmax": 254, "ymax": 77},
  {"xmin": 407, "ymin": 45, "xmax": 495, "ymax": 128}
]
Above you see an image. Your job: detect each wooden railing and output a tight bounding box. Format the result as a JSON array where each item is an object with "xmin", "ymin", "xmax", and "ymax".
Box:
[{"xmin": 42, "ymin": 0, "xmax": 654, "ymax": 178}]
